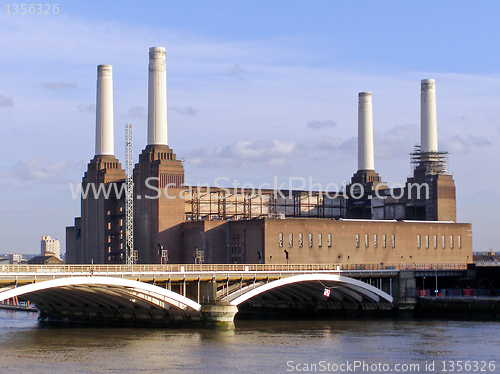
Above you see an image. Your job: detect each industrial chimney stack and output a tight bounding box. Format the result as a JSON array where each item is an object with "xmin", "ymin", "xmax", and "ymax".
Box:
[
  {"xmin": 148, "ymin": 47, "xmax": 168, "ymax": 146},
  {"xmin": 350, "ymin": 91, "xmax": 382, "ymax": 186},
  {"xmin": 70, "ymin": 64, "xmax": 125, "ymax": 265},
  {"xmin": 406, "ymin": 78, "xmax": 456, "ymax": 222},
  {"xmin": 95, "ymin": 65, "xmax": 114, "ymax": 156},
  {"xmin": 420, "ymin": 79, "xmax": 438, "ymax": 153},
  {"xmin": 134, "ymin": 46, "xmax": 185, "ymax": 264},
  {"xmin": 358, "ymin": 92, "xmax": 375, "ymax": 171},
  {"xmin": 412, "ymin": 79, "xmax": 447, "ymax": 174},
  {"xmin": 348, "ymin": 92, "xmax": 384, "ymax": 218}
]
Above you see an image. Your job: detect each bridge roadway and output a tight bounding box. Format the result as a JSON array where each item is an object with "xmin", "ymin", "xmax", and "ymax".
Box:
[{"xmin": 0, "ymin": 263, "xmax": 466, "ymax": 326}]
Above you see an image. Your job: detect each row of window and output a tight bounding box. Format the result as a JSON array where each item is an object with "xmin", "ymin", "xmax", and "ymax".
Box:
[
  {"xmin": 279, "ymin": 233, "xmax": 463, "ymax": 250},
  {"xmin": 278, "ymin": 233, "xmax": 332, "ymax": 248},
  {"xmin": 417, "ymin": 234, "xmax": 462, "ymax": 249},
  {"xmin": 355, "ymin": 234, "xmax": 462, "ymax": 249},
  {"xmin": 355, "ymin": 234, "xmax": 395, "ymax": 248}
]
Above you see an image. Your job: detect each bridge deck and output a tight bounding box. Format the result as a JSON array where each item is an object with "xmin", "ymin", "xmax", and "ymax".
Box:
[
  {"xmin": 0, "ymin": 263, "xmax": 466, "ymax": 273},
  {"xmin": 0, "ymin": 263, "xmax": 466, "ymax": 286}
]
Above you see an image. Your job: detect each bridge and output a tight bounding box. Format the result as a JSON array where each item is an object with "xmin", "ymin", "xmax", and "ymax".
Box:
[{"xmin": 0, "ymin": 263, "xmax": 467, "ymax": 326}]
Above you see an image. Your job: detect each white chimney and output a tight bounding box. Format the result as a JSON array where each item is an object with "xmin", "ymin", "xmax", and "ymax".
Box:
[
  {"xmin": 358, "ymin": 92, "xmax": 375, "ymax": 171},
  {"xmin": 420, "ymin": 79, "xmax": 438, "ymax": 153},
  {"xmin": 95, "ymin": 65, "xmax": 114, "ymax": 156},
  {"xmin": 148, "ymin": 47, "xmax": 168, "ymax": 146}
]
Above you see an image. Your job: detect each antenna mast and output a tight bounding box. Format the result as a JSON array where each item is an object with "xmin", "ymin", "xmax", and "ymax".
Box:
[{"xmin": 125, "ymin": 123, "xmax": 134, "ymax": 265}]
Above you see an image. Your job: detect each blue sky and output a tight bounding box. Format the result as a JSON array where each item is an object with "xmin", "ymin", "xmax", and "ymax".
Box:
[{"xmin": 1, "ymin": 1, "xmax": 500, "ymax": 255}]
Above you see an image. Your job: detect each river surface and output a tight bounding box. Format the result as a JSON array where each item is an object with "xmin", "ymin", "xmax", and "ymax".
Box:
[{"xmin": 0, "ymin": 310, "xmax": 499, "ymax": 374}]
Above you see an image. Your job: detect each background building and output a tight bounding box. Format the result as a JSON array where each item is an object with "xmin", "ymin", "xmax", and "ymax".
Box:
[
  {"xmin": 66, "ymin": 48, "xmax": 471, "ymax": 267},
  {"xmin": 41, "ymin": 236, "xmax": 61, "ymax": 259},
  {"xmin": 28, "ymin": 254, "xmax": 63, "ymax": 265}
]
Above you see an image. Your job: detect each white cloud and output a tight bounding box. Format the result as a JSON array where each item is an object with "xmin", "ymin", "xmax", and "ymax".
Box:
[
  {"xmin": 374, "ymin": 124, "xmax": 419, "ymax": 159},
  {"xmin": 7, "ymin": 128, "xmax": 24, "ymax": 137},
  {"xmin": 184, "ymin": 125, "xmax": 418, "ymax": 172},
  {"xmin": 42, "ymin": 81, "xmax": 77, "ymax": 90},
  {"xmin": 0, "ymin": 95, "xmax": 13, "ymax": 108},
  {"xmin": 225, "ymin": 64, "xmax": 246, "ymax": 81},
  {"xmin": 230, "ymin": 138, "xmax": 296, "ymax": 160},
  {"xmin": 127, "ymin": 106, "xmax": 146, "ymax": 119},
  {"xmin": 441, "ymin": 135, "xmax": 469, "ymax": 154},
  {"xmin": 440, "ymin": 134, "xmax": 492, "ymax": 155},
  {"xmin": 0, "ymin": 155, "xmax": 79, "ymax": 184},
  {"xmin": 185, "ymin": 137, "xmax": 297, "ymax": 170},
  {"xmin": 474, "ymin": 189, "xmax": 498, "ymax": 196},
  {"xmin": 306, "ymin": 119, "xmax": 337, "ymax": 129},
  {"xmin": 77, "ymin": 103, "xmax": 95, "ymax": 113},
  {"xmin": 169, "ymin": 106, "xmax": 198, "ymax": 116},
  {"xmin": 467, "ymin": 135, "xmax": 491, "ymax": 147},
  {"xmin": 301, "ymin": 136, "xmax": 346, "ymax": 156}
]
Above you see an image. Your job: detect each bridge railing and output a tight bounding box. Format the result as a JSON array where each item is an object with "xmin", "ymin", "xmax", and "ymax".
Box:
[
  {"xmin": 0, "ymin": 263, "xmax": 467, "ymax": 274},
  {"xmin": 473, "ymin": 262, "xmax": 500, "ymax": 267}
]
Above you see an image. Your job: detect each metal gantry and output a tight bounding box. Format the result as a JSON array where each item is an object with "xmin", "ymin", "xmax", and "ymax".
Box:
[
  {"xmin": 125, "ymin": 123, "xmax": 134, "ymax": 265},
  {"xmin": 183, "ymin": 187, "xmax": 344, "ymax": 221}
]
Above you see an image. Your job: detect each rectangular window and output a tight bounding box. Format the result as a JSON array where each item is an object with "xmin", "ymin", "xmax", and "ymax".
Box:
[
  {"xmin": 289, "ymin": 233, "xmax": 293, "ymax": 248},
  {"xmin": 425, "ymin": 235, "xmax": 430, "ymax": 249},
  {"xmin": 278, "ymin": 233, "xmax": 283, "ymax": 247},
  {"xmin": 433, "ymin": 235, "xmax": 438, "ymax": 249},
  {"xmin": 298, "ymin": 233, "xmax": 303, "ymax": 247},
  {"xmin": 328, "ymin": 233, "xmax": 332, "ymax": 248},
  {"xmin": 107, "ymin": 222, "xmax": 111, "ymax": 230},
  {"xmin": 450, "ymin": 235, "xmax": 454, "ymax": 249},
  {"xmin": 355, "ymin": 234, "xmax": 360, "ymax": 248},
  {"xmin": 365, "ymin": 234, "xmax": 369, "ymax": 248},
  {"xmin": 373, "ymin": 234, "xmax": 378, "ymax": 248},
  {"xmin": 382, "ymin": 234, "xmax": 387, "ymax": 248},
  {"xmin": 417, "ymin": 235, "xmax": 421, "ymax": 249},
  {"xmin": 308, "ymin": 233, "xmax": 313, "ymax": 248},
  {"xmin": 391, "ymin": 235, "xmax": 396, "ymax": 248},
  {"xmin": 442, "ymin": 235, "xmax": 446, "ymax": 249},
  {"xmin": 318, "ymin": 233, "xmax": 322, "ymax": 247},
  {"xmin": 119, "ymin": 219, "xmax": 123, "ymax": 226},
  {"xmin": 458, "ymin": 235, "xmax": 462, "ymax": 249}
]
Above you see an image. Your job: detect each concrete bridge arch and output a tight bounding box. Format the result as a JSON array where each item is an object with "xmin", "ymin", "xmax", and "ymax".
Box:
[
  {"xmin": 0, "ymin": 276, "xmax": 202, "ymax": 325},
  {"xmin": 227, "ymin": 273, "xmax": 393, "ymax": 312}
]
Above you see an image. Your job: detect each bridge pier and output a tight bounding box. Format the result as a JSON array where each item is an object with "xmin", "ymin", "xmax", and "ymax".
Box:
[
  {"xmin": 200, "ymin": 301, "xmax": 238, "ymax": 328},
  {"xmin": 393, "ymin": 271, "xmax": 417, "ymax": 309}
]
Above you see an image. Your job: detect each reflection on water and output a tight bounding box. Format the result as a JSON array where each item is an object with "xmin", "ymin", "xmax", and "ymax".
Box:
[{"xmin": 0, "ymin": 310, "xmax": 499, "ymax": 373}]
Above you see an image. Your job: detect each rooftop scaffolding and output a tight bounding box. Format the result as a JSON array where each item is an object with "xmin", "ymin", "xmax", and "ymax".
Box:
[{"xmin": 410, "ymin": 145, "xmax": 449, "ymax": 175}]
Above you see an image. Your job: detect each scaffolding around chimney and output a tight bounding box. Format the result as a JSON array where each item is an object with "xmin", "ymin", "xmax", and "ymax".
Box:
[{"xmin": 410, "ymin": 145, "xmax": 449, "ymax": 175}]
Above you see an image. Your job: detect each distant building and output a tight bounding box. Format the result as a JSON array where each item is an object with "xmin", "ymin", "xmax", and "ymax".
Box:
[
  {"xmin": 0, "ymin": 254, "xmax": 37, "ymax": 264},
  {"xmin": 28, "ymin": 255, "xmax": 63, "ymax": 265},
  {"xmin": 41, "ymin": 236, "xmax": 61, "ymax": 259},
  {"xmin": 473, "ymin": 251, "xmax": 500, "ymax": 264},
  {"xmin": 10, "ymin": 253, "xmax": 24, "ymax": 264}
]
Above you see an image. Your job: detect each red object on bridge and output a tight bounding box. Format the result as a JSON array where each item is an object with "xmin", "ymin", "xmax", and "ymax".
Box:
[{"xmin": 463, "ymin": 289, "xmax": 473, "ymax": 297}]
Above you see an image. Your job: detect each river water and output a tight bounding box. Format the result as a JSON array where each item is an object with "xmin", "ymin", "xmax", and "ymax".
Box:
[{"xmin": 0, "ymin": 310, "xmax": 498, "ymax": 374}]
